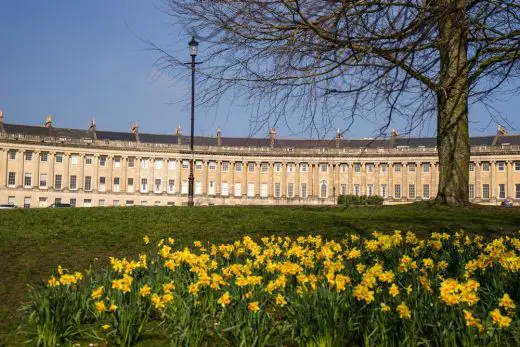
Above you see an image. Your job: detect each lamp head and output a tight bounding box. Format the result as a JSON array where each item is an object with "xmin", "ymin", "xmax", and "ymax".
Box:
[{"xmin": 189, "ymin": 36, "xmax": 199, "ymax": 57}]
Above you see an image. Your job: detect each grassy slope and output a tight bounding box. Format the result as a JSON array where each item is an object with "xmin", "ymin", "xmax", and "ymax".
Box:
[{"xmin": 1, "ymin": 204, "xmax": 519, "ymax": 343}]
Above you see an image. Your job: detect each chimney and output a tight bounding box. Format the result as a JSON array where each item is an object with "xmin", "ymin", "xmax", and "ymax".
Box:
[
  {"xmin": 0, "ymin": 110, "xmax": 4, "ymax": 133},
  {"xmin": 492, "ymin": 124, "xmax": 508, "ymax": 146},
  {"xmin": 132, "ymin": 122, "xmax": 140, "ymax": 143},
  {"xmin": 269, "ymin": 127, "xmax": 276, "ymax": 148},
  {"xmin": 217, "ymin": 127, "xmax": 222, "ymax": 147},
  {"xmin": 176, "ymin": 126, "xmax": 182, "ymax": 145},
  {"xmin": 44, "ymin": 114, "xmax": 53, "ymax": 128},
  {"xmin": 389, "ymin": 128, "xmax": 399, "ymax": 148},
  {"xmin": 89, "ymin": 119, "xmax": 97, "ymax": 140},
  {"xmin": 335, "ymin": 128, "xmax": 344, "ymax": 148}
]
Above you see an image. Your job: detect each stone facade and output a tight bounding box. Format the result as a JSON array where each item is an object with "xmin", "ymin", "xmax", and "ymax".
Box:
[{"xmin": 1, "ymin": 115, "xmax": 520, "ymax": 208}]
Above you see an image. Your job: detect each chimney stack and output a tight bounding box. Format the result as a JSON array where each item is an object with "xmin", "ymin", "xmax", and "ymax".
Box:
[
  {"xmin": 176, "ymin": 126, "xmax": 182, "ymax": 145},
  {"xmin": 132, "ymin": 122, "xmax": 140, "ymax": 143},
  {"xmin": 44, "ymin": 114, "xmax": 53, "ymax": 128},
  {"xmin": 89, "ymin": 119, "xmax": 97, "ymax": 140},
  {"xmin": 0, "ymin": 110, "xmax": 4, "ymax": 133},
  {"xmin": 497, "ymin": 124, "xmax": 508, "ymax": 136},
  {"xmin": 269, "ymin": 127, "xmax": 276, "ymax": 148},
  {"xmin": 217, "ymin": 127, "xmax": 222, "ymax": 147},
  {"xmin": 389, "ymin": 128, "xmax": 399, "ymax": 148}
]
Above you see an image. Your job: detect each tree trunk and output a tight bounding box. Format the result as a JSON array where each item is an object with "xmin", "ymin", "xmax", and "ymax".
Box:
[{"xmin": 436, "ymin": 0, "xmax": 470, "ymax": 206}]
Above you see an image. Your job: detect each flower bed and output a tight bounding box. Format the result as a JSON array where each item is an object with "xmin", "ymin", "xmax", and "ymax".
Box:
[{"xmin": 23, "ymin": 231, "xmax": 520, "ymax": 346}]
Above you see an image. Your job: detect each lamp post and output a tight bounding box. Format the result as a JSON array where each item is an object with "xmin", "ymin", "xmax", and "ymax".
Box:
[{"xmin": 187, "ymin": 36, "xmax": 199, "ymax": 207}]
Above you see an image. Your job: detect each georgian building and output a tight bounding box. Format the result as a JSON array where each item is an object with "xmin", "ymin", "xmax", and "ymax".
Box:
[{"xmin": 1, "ymin": 112, "xmax": 520, "ymax": 208}]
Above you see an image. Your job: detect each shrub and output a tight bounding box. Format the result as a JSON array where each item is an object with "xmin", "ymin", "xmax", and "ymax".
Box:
[{"xmin": 337, "ymin": 195, "xmax": 384, "ymax": 206}]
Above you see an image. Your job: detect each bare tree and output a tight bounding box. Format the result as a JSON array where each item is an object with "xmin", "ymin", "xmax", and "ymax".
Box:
[{"xmin": 157, "ymin": 0, "xmax": 520, "ymax": 206}]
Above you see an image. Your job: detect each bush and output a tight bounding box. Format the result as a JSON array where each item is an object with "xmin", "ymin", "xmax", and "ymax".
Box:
[{"xmin": 337, "ymin": 195, "xmax": 384, "ymax": 206}]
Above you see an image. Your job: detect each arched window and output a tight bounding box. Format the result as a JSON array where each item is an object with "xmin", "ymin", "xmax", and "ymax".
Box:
[{"xmin": 320, "ymin": 180, "xmax": 328, "ymax": 198}]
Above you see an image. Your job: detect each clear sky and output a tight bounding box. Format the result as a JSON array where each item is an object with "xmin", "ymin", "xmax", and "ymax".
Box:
[{"xmin": 1, "ymin": 0, "xmax": 518, "ymax": 139}]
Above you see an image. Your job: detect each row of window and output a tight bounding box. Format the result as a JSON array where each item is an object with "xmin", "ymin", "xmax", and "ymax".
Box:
[{"xmin": 7, "ymin": 196, "xmax": 177, "ymax": 208}]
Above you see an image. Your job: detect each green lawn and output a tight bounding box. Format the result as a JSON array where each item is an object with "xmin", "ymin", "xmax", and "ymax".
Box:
[{"xmin": 1, "ymin": 203, "xmax": 519, "ymax": 344}]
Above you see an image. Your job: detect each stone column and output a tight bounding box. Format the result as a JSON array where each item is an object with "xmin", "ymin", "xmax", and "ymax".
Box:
[
  {"xmin": 361, "ymin": 163, "xmax": 366, "ymax": 195},
  {"xmin": 490, "ymin": 161, "xmax": 496, "ymax": 200},
  {"xmin": 231, "ymin": 161, "xmax": 235, "ymax": 197},
  {"xmin": 243, "ymin": 162, "xmax": 247, "ymax": 198},
  {"xmin": 121, "ymin": 157, "xmax": 127, "ymax": 192},
  {"xmin": 375, "ymin": 163, "xmax": 380, "ymax": 196},
  {"xmin": 295, "ymin": 162, "xmax": 300, "ymax": 198},
  {"xmin": 255, "ymin": 162, "xmax": 261, "ymax": 197},
  {"xmin": 176, "ymin": 159, "xmax": 182, "ymax": 194},
  {"xmin": 388, "ymin": 163, "xmax": 393, "ymax": 199},
  {"xmin": 402, "ymin": 162, "xmax": 407, "ymax": 199},
  {"xmin": 107, "ymin": 156, "xmax": 113, "ymax": 192},
  {"xmin": 348, "ymin": 163, "xmax": 354, "ymax": 196},
  {"xmin": 203, "ymin": 160, "xmax": 208, "ymax": 195},
  {"xmin": 507, "ymin": 160, "xmax": 513, "ymax": 198},
  {"xmin": 416, "ymin": 162, "xmax": 422, "ymax": 199},
  {"xmin": 475, "ymin": 161, "xmax": 481, "ymax": 198},
  {"xmin": 282, "ymin": 162, "xmax": 287, "ymax": 197}
]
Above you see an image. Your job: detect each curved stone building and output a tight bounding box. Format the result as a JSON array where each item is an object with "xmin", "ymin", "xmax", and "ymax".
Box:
[{"xmin": 1, "ymin": 112, "xmax": 519, "ymax": 208}]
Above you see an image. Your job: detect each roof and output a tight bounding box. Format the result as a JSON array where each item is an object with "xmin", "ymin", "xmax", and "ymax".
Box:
[{"xmin": 2, "ymin": 122, "xmax": 520, "ymax": 149}]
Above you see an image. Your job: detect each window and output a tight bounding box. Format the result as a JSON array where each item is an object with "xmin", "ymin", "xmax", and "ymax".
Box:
[
  {"xmin": 320, "ymin": 164, "xmax": 328, "ymax": 172},
  {"xmin": 84, "ymin": 199, "xmax": 92, "ymax": 207},
  {"xmin": 499, "ymin": 184, "xmax": 505, "ymax": 199},
  {"xmin": 354, "ymin": 184, "xmax": 360, "ymax": 196},
  {"xmin": 8, "ymin": 151, "xmax": 16, "ymax": 160},
  {"xmin": 261, "ymin": 183, "xmax": 268, "ymax": 197},
  {"xmin": 8, "ymin": 196, "xmax": 15, "ymax": 205},
  {"xmin": 141, "ymin": 201, "xmax": 147, "ymax": 206},
  {"xmin": 25, "ymin": 152, "xmax": 32, "ymax": 161},
  {"xmin": 127, "ymin": 178, "xmax": 134, "ymax": 191},
  {"xmin": 516, "ymin": 184, "xmax": 520, "ymax": 199},
  {"xmin": 261, "ymin": 163, "xmax": 268, "ymax": 173},
  {"xmin": 248, "ymin": 163, "xmax": 255, "ymax": 172},
  {"xmin": 40, "ymin": 153, "xmax": 48, "ymax": 162},
  {"xmin": 55, "ymin": 154, "xmax": 63, "ymax": 163},
  {"xmin": 469, "ymin": 163, "xmax": 475, "ymax": 172},
  {"xmin": 155, "ymin": 179, "xmax": 162, "ymax": 193},
  {"xmin": 340, "ymin": 164, "xmax": 347, "ymax": 173},
  {"xmin": 222, "ymin": 162, "xmax": 229, "ymax": 172},
  {"xmin": 113, "ymin": 177, "xmax": 120, "ymax": 192},
  {"xmin": 70, "ymin": 198, "xmax": 76, "ymax": 207},
  {"xmin": 366, "ymin": 164, "xmax": 374, "ymax": 173},
  {"xmin": 408, "ymin": 164, "xmax": 416, "ymax": 172},
  {"xmin": 235, "ymin": 162, "xmax": 242, "ymax": 172},
  {"xmin": 24, "ymin": 173, "xmax": 32, "ymax": 188},
  {"xmin": 71, "ymin": 155, "xmax": 78, "ymax": 165},
  {"xmin": 482, "ymin": 162, "xmax": 490, "ymax": 171},
  {"xmin": 208, "ymin": 181, "xmax": 215, "ymax": 195},
  {"xmin": 99, "ymin": 177, "xmax": 106, "ymax": 191},
  {"xmin": 168, "ymin": 179, "xmax": 175, "ymax": 194},
  {"xmin": 301, "ymin": 183, "xmax": 307, "ymax": 198},
  {"xmin": 154, "ymin": 201, "xmax": 161, "ymax": 207},
  {"xmin": 24, "ymin": 197, "xmax": 31, "ymax": 209},
  {"xmin": 248, "ymin": 183, "xmax": 255, "ymax": 197},
  {"xmin": 195, "ymin": 181, "xmax": 202, "ymax": 195},
  {"xmin": 274, "ymin": 183, "xmax": 281, "ymax": 198},
  {"xmin": 515, "ymin": 162, "xmax": 520, "ymax": 171},
  {"xmin": 482, "ymin": 184, "xmax": 490, "ymax": 199},
  {"xmin": 409, "ymin": 184, "xmax": 416, "ymax": 199},
  {"xmin": 381, "ymin": 184, "xmax": 387, "ymax": 198},
  {"xmin": 182, "ymin": 161, "xmax": 189, "ymax": 169},
  {"xmin": 221, "ymin": 182, "xmax": 229, "ymax": 196},
  {"xmin": 395, "ymin": 184, "xmax": 401, "ymax": 199},
  {"xmin": 381, "ymin": 164, "xmax": 388, "ymax": 173},
  {"xmin": 84, "ymin": 176, "xmax": 92, "ymax": 191},
  {"xmin": 287, "ymin": 164, "xmax": 294, "ymax": 173},
  {"xmin": 98, "ymin": 199, "xmax": 105, "ymax": 207},
  {"xmin": 55, "ymin": 198, "xmax": 62, "ymax": 205},
  {"xmin": 287, "ymin": 183, "xmax": 294, "ymax": 198},
  {"xmin": 168, "ymin": 160, "xmax": 175, "ymax": 170},
  {"xmin": 128, "ymin": 157, "xmax": 135, "ymax": 168},
  {"xmin": 99, "ymin": 156, "xmax": 107, "ymax": 167},
  {"xmin": 497, "ymin": 162, "xmax": 505, "ymax": 171},
  {"xmin": 320, "ymin": 180, "xmax": 328, "ymax": 198},
  {"xmin": 354, "ymin": 164, "xmax": 361, "ymax": 173},
  {"xmin": 423, "ymin": 163, "xmax": 430, "ymax": 173},
  {"xmin": 300, "ymin": 163, "xmax": 308, "ymax": 172},
  {"xmin": 69, "ymin": 175, "xmax": 77, "ymax": 190},
  {"xmin": 195, "ymin": 161, "xmax": 202, "ymax": 171},
  {"xmin": 234, "ymin": 182, "xmax": 242, "ymax": 196},
  {"xmin": 182, "ymin": 180, "xmax": 188, "ymax": 194},
  {"xmin": 141, "ymin": 159, "xmax": 149, "ymax": 169},
  {"xmin": 55, "ymin": 175, "xmax": 62, "ymax": 190},
  {"xmin": 275, "ymin": 163, "xmax": 281, "ymax": 172},
  {"xmin": 209, "ymin": 161, "xmax": 216, "ymax": 171},
  {"xmin": 341, "ymin": 184, "xmax": 347, "ymax": 195},
  {"xmin": 39, "ymin": 174, "xmax": 47, "ymax": 189},
  {"xmin": 423, "ymin": 184, "xmax": 430, "ymax": 199},
  {"xmin": 126, "ymin": 200, "xmax": 134, "ymax": 207},
  {"xmin": 367, "ymin": 184, "xmax": 373, "ymax": 196},
  {"xmin": 8, "ymin": 172, "xmax": 16, "ymax": 187},
  {"xmin": 394, "ymin": 163, "xmax": 401, "ymax": 172},
  {"xmin": 85, "ymin": 156, "xmax": 93, "ymax": 165},
  {"xmin": 141, "ymin": 178, "xmax": 148, "ymax": 192},
  {"xmin": 469, "ymin": 184, "xmax": 475, "ymax": 199},
  {"xmin": 114, "ymin": 157, "xmax": 121, "ymax": 168},
  {"xmin": 155, "ymin": 160, "xmax": 163, "ymax": 170},
  {"xmin": 167, "ymin": 202, "xmax": 175, "ymax": 207},
  {"xmin": 38, "ymin": 197, "xmax": 47, "ymax": 208}
]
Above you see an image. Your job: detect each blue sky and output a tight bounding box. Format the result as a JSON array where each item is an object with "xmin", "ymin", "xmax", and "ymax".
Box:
[{"xmin": 0, "ymin": 0, "xmax": 518, "ymax": 139}]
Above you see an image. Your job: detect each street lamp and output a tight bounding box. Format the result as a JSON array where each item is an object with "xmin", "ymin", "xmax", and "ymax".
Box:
[{"xmin": 187, "ymin": 36, "xmax": 199, "ymax": 207}]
